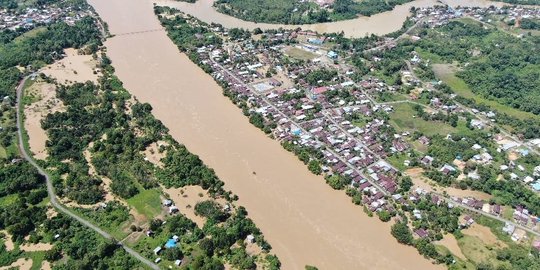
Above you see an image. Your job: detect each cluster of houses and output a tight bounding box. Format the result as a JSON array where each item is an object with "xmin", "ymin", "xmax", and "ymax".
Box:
[
  {"xmin": 153, "ymin": 235, "xmax": 182, "ymax": 266},
  {"xmin": 163, "ymin": 199, "xmax": 179, "ymax": 215},
  {"xmin": 0, "ymin": 5, "xmax": 92, "ymax": 31},
  {"xmin": 172, "ymin": 5, "xmax": 540, "ymax": 241}
]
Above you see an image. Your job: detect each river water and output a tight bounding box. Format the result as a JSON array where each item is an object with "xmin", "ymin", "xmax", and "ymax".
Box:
[
  {"xmin": 156, "ymin": 0, "xmax": 504, "ymax": 37},
  {"xmin": 87, "ymin": 0, "xmax": 505, "ymax": 269}
]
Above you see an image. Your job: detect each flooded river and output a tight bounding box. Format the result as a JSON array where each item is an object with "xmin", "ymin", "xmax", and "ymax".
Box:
[
  {"xmin": 156, "ymin": 0, "xmax": 505, "ymax": 37},
  {"xmin": 87, "ymin": 0, "xmax": 505, "ymax": 269}
]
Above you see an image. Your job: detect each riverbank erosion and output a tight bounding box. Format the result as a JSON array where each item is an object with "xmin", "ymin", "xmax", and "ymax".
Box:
[{"xmin": 88, "ymin": 0, "xmax": 442, "ymax": 269}]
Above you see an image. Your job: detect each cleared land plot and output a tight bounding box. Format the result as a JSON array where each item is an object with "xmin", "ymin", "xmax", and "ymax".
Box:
[
  {"xmin": 389, "ymin": 102, "xmax": 456, "ymax": 136},
  {"xmin": 435, "ymin": 233, "xmax": 466, "ymax": 260},
  {"xmin": 284, "ymin": 46, "xmax": 318, "ymax": 61},
  {"xmin": 126, "ymin": 188, "xmax": 162, "ymax": 221}
]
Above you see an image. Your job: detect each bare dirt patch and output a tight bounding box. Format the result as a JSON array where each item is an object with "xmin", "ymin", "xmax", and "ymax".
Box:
[
  {"xmin": 20, "ymin": 242, "xmax": 53, "ymax": 252},
  {"xmin": 143, "ymin": 141, "xmax": 168, "ymax": 167},
  {"xmin": 462, "ymin": 223, "xmax": 507, "ymax": 248},
  {"xmin": 0, "ymin": 230, "xmax": 14, "ymax": 251},
  {"xmin": 163, "ymin": 185, "xmax": 224, "ymax": 228},
  {"xmin": 41, "ymin": 261, "xmax": 52, "ymax": 270},
  {"xmin": 0, "ymin": 258, "xmax": 32, "ymax": 270},
  {"xmin": 245, "ymin": 241, "xmax": 263, "ymax": 256},
  {"xmin": 24, "ymin": 82, "xmax": 64, "ymax": 160},
  {"xmin": 41, "ymin": 48, "xmax": 99, "ymax": 84},
  {"xmin": 46, "ymin": 205, "xmax": 58, "ymax": 219},
  {"xmin": 83, "ymin": 144, "xmax": 115, "ymax": 202},
  {"xmin": 435, "ymin": 233, "xmax": 466, "ymax": 260}
]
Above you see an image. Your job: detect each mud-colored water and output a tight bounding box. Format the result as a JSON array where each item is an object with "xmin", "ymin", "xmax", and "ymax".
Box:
[
  {"xmin": 85, "ymin": 0, "xmax": 508, "ymax": 268},
  {"xmin": 155, "ymin": 0, "xmax": 504, "ymax": 37}
]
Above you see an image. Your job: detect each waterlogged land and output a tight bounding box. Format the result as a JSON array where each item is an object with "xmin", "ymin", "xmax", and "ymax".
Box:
[{"xmin": 88, "ymin": 0, "xmax": 443, "ymax": 269}]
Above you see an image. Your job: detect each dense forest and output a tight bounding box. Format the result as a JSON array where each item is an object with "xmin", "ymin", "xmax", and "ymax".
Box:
[
  {"xmin": 412, "ymin": 20, "xmax": 540, "ymax": 115},
  {"xmin": 519, "ymin": 18, "xmax": 540, "ymax": 30},
  {"xmin": 214, "ymin": 0, "xmax": 413, "ymax": 24}
]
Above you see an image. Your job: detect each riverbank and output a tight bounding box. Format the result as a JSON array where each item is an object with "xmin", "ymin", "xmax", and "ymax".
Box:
[
  {"xmin": 87, "ymin": 0, "xmax": 443, "ymax": 269},
  {"xmin": 155, "ymin": 0, "xmax": 506, "ymax": 37}
]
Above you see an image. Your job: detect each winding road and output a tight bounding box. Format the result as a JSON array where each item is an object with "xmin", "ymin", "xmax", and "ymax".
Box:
[{"xmin": 15, "ymin": 75, "xmax": 160, "ymax": 270}]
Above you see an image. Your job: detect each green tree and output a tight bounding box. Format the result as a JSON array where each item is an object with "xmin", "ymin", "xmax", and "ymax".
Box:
[{"xmin": 391, "ymin": 222, "xmax": 413, "ymax": 245}]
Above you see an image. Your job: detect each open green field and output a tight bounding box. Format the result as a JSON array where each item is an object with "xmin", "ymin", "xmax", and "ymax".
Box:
[
  {"xmin": 389, "ymin": 103, "xmax": 457, "ymax": 136},
  {"xmin": 14, "ymin": 27, "xmax": 46, "ymax": 43},
  {"xmin": 0, "ymin": 194, "xmax": 18, "ymax": 206},
  {"xmin": 284, "ymin": 47, "xmax": 317, "ymax": 61},
  {"xmin": 26, "ymin": 251, "xmax": 46, "ymax": 270},
  {"xmin": 0, "ymin": 146, "xmax": 6, "ymax": 159},
  {"xmin": 126, "ymin": 188, "xmax": 162, "ymax": 220},
  {"xmin": 458, "ymin": 235, "xmax": 504, "ymax": 267},
  {"xmin": 432, "ymin": 64, "xmax": 539, "ymax": 121}
]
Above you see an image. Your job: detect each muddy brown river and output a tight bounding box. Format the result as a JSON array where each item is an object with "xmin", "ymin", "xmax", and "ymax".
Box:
[
  {"xmin": 87, "ymin": 0, "xmax": 506, "ymax": 268},
  {"xmin": 156, "ymin": 0, "xmax": 504, "ymax": 37}
]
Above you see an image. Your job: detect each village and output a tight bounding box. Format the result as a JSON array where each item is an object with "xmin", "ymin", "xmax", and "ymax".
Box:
[
  {"xmin": 0, "ymin": 2, "xmax": 92, "ymax": 31},
  {"xmin": 160, "ymin": 3, "xmax": 540, "ymax": 253}
]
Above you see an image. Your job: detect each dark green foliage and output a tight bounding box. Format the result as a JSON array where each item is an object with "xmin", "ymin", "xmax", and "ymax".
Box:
[
  {"xmin": 0, "ymin": 240, "xmax": 21, "ymax": 267},
  {"xmin": 415, "ymin": 20, "xmax": 540, "ymax": 115},
  {"xmin": 213, "ymin": 0, "xmax": 413, "ymax": 24},
  {"xmin": 43, "ymin": 215, "xmax": 141, "ymax": 269},
  {"xmin": 0, "ymin": 162, "xmax": 44, "ymax": 197},
  {"xmin": 266, "ymin": 254, "xmax": 281, "ymax": 270},
  {"xmin": 156, "ymin": 7, "xmax": 222, "ymax": 53},
  {"xmin": 325, "ymin": 174, "xmax": 351, "ymax": 190},
  {"xmin": 162, "ymin": 247, "xmax": 183, "ymax": 261},
  {"xmin": 302, "ymin": 68, "xmax": 338, "ymax": 86},
  {"xmin": 215, "ymin": 0, "xmax": 322, "ymax": 24},
  {"xmin": 391, "ymin": 222, "xmax": 413, "ymax": 245},
  {"xmin": 76, "ymin": 201, "xmax": 130, "ymax": 229},
  {"xmin": 496, "ymin": 245, "xmax": 540, "ymax": 269},
  {"xmin": 199, "ymin": 238, "xmax": 215, "ymax": 256},
  {"xmin": 519, "ymin": 18, "xmax": 540, "ymax": 30},
  {"xmin": 0, "ymin": 17, "xmax": 101, "ymax": 70},
  {"xmin": 495, "ymin": 0, "xmax": 540, "ymax": 4},
  {"xmin": 194, "ymin": 200, "xmax": 229, "ymax": 222},
  {"xmin": 186, "ymin": 254, "xmax": 224, "ymax": 270},
  {"xmin": 0, "ymin": 67, "xmax": 21, "ymax": 98},
  {"xmin": 157, "ymin": 146, "xmax": 224, "ymax": 193},
  {"xmin": 229, "ymin": 248, "xmax": 256, "ymax": 270},
  {"xmin": 0, "ymin": 196, "xmax": 47, "ymax": 242}
]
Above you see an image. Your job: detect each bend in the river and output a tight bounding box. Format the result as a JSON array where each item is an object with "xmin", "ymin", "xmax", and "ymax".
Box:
[{"xmin": 155, "ymin": 0, "xmax": 506, "ymax": 37}]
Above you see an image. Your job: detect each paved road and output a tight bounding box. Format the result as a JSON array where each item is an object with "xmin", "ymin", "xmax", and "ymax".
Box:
[{"xmin": 15, "ymin": 76, "xmax": 160, "ymax": 270}]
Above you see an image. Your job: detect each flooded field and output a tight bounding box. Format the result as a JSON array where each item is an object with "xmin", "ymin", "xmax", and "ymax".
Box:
[
  {"xmin": 156, "ymin": 0, "xmax": 504, "ymax": 37},
  {"xmin": 23, "ymin": 82, "xmax": 63, "ymax": 160}
]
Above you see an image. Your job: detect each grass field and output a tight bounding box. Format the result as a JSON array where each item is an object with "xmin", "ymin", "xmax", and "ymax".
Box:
[
  {"xmin": 284, "ymin": 47, "xmax": 317, "ymax": 61},
  {"xmin": 126, "ymin": 188, "xmax": 163, "ymax": 220},
  {"xmin": 432, "ymin": 64, "xmax": 539, "ymax": 121},
  {"xmin": 458, "ymin": 235, "xmax": 502, "ymax": 267},
  {"xmin": 26, "ymin": 251, "xmax": 45, "ymax": 270},
  {"xmin": 0, "ymin": 146, "xmax": 6, "ymax": 159},
  {"xmin": 14, "ymin": 27, "xmax": 46, "ymax": 43},
  {"xmin": 0, "ymin": 194, "xmax": 18, "ymax": 206},
  {"xmin": 389, "ymin": 103, "xmax": 457, "ymax": 136}
]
